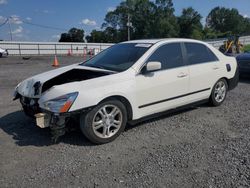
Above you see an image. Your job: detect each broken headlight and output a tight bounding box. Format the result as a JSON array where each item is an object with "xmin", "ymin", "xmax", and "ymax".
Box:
[{"xmin": 43, "ymin": 92, "xmax": 78, "ymax": 113}]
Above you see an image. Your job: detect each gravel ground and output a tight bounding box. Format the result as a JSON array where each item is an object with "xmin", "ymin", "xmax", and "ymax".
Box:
[{"xmin": 0, "ymin": 56, "xmax": 250, "ymax": 188}]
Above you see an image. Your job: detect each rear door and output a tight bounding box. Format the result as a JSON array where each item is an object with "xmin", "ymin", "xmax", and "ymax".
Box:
[{"xmin": 183, "ymin": 42, "xmax": 221, "ymax": 102}]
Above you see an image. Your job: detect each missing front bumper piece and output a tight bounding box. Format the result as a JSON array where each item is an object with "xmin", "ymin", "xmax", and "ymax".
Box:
[
  {"xmin": 35, "ymin": 113, "xmax": 67, "ymax": 143},
  {"xmin": 50, "ymin": 114, "xmax": 67, "ymax": 143}
]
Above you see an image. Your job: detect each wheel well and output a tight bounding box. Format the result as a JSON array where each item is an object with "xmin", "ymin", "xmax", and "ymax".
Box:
[
  {"xmin": 220, "ymin": 77, "xmax": 229, "ymax": 87},
  {"xmin": 210, "ymin": 77, "xmax": 229, "ymax": 97},
  {"xmin": 100, "ymin": 96, "xmax": 133, "ymax": 121}
]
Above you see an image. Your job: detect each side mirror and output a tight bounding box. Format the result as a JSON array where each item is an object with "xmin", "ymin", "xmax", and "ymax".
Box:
[{"xmin": 142, "ymin": 61, "xmax": 162, "ymax": 74}]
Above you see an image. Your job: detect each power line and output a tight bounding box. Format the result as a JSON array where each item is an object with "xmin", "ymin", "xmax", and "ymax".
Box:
[
  {"xmin": 22, "ymin": 20, "xmax": 68, "ymax": 31},
  {"xmin": 0, "ymin": 18, "xmax": 12, "ymax": 40},
  {"xmin": 0, "ymin": 18, "xmax": 8, "ymax": 27},
  {"xmin": 1, "ymin": 17, "xmax": 68, "ymax": 41},
  {"xmin": 1, "ymin": 17, "xmax": 67, "ymax": 31}
]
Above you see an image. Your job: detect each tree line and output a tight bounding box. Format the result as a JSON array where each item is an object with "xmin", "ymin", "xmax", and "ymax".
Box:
[{"xmin": 59, "ymin": 0, "xmax": 250, "ymax": 43}]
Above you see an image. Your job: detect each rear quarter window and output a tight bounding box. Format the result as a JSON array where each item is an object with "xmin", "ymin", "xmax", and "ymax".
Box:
[{"xmin": 185, "ymin": 42, "xmax": 218, "ymax": 65}]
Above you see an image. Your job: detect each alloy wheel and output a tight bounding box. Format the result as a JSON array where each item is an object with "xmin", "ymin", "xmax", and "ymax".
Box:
[
  {"xmin": 92, "ymin": 104, "xmax": 123, "ymax": 138},
  {"xmin": 214, "ymin": 80, "xmax": 226, "ymax": 103}
]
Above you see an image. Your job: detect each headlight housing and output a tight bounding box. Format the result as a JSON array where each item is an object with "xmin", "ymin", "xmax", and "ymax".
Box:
[{"xmin": 43, "ymin": 92, "xmax": 78, "ymax": 113}]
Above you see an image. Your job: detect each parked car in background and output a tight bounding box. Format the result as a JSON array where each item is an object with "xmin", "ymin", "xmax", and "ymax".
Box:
[
  {"xmin": 0, "ymin": 47, "xmax": 8, "ymax": 57},
  {"xmin": 13, "ymin": 39, "xmax": 239, "ymax": 144},
  {"xmin": 236, "ymin": 52, "xmax": 250, "ymax": 75}
]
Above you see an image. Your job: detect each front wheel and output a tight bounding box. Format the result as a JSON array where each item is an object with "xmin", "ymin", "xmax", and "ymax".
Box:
[
  {"xmin": 210, "ymin": 78, "xmax": 228, "ymax": 106},
  {"xmin": 80, "ymin": 100, "xmax": 127, "ymax": 144}
]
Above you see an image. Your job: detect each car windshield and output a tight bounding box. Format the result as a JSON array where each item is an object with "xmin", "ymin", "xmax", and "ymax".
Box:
[{"xmin": 81, "ymin": 43, "xmax": 152, "ymax": 72}]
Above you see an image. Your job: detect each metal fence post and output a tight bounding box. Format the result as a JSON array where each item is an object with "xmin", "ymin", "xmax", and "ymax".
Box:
[
  {"xmin": 18, "ymin": 43, "xmax": 21, "ymax": 56},
  {"xmin": 55, "ymin": 44, "xmax": 57, "ymax": 55},
  {"xmin": 38, "ymin": 44, "xmax": 40, "ymax": 55}
]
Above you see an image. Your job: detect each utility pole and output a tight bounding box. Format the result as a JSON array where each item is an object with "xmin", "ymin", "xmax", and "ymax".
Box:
[
  {"xmin": 127, "ymin": 14, "xmax": 132, "ymax": 41},
  {"xmin": 7, "ymin": 18, "xmax": 13, "ymax": 41}
]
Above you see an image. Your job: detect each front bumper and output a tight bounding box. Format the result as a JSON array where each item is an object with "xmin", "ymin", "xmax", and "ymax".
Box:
[
  {"xmin": 15, "ymin": 91, "xmax": 93, "ymax": 142},
  {"xmin": 34, "ymin": 107, "xmax": 91, "ymax": 142},
  {"xmin": 34, "ymin": 112, "xmax": 67, "ymax": 129},
  {"xmin": 34, "ymin": 112, "xmax": 69, "ymax": 142}
]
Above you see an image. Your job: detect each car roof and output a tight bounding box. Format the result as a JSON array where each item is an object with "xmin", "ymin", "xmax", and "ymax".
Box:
[{"xmin": 122, "ymin": 38, "xmax": 206, "ymax": 45}]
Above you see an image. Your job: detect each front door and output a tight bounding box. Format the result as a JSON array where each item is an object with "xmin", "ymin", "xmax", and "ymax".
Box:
[{"xmin": 135, "ymin": 43, "xmax": 189, "ymax": 118}]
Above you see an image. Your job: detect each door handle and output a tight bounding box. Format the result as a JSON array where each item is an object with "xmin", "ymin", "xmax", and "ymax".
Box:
[
  {"xmin": 177, "ymin": 72, "xmax": 188, "ymax": 78},
  {"xmin": 212, "ymin": 66, "xmax": 220, "ymax": 70}
]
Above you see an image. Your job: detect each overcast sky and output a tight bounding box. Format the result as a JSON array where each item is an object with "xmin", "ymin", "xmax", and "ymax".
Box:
[{"xmin": 0, "ymin": 0, "xmax": 249, "ymax": 42}]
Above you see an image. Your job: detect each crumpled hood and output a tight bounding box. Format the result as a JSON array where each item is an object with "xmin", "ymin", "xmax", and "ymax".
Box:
[{"xmin": 16, "ymin": 64, "xmax": 114, "ymax": 98}]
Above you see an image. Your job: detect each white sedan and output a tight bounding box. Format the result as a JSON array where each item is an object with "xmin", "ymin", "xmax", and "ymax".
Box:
[
  {"xmin": 14, "ymin": 39, "xmax": 239, "ymax": 144},
  {"xmin": 0, "ymin": 47, "xmax": 8, "ymax": 57}
]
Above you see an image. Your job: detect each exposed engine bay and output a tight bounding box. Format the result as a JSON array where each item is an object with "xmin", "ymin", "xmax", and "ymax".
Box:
[{"xmin": 42, "ymin": 69, "xmax": 111, "ymax": 92}]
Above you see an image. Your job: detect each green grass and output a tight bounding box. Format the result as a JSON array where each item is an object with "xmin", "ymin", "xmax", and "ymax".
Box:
[{"xmin": 243, "ymin": 44, "xmax": 250, "ymax": 52}]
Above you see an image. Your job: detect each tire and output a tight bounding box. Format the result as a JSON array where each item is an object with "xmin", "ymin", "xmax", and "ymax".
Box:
[
  {"xmin": 80, "ymin": 100, "xmax": 127, "ymax": 144},
  {"xmin": 209, "ymin": 78, "xmax": 228, "ymax": 106},
  {"xmin": 0, "ymin": 53, "xmax": 2, "ymax": 58}
]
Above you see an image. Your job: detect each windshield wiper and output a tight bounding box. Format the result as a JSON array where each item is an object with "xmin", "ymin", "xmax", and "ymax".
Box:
[
  {"xmin": 86, "ymin": 64, "xmax": 106, "ymax": 69},
  {"xmin": 85, "ymin": 64, "xmax": 118, "ymax": 72}
]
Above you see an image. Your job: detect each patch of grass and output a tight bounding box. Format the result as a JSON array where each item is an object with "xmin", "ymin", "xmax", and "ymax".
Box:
[{"xmin": 243, "ymin": 44, "xmax": 250, "ymax": 52}]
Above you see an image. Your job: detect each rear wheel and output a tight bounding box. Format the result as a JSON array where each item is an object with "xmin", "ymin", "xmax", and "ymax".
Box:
[
  {"xmin": 0, "ymin": 53, "xmax": 2, "ymax": 58},
  {"xmin": 80, "ymin": 100, "xmax": 127, "ymax": 144},
  {"xmin": 210, "ymin": 78, "xmax": 228, "ymax": 106}
]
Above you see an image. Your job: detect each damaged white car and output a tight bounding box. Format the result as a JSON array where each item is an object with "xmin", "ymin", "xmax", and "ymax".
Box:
[
  {"xmin": 14, "ymin": 39, "xmax": 239, "ymax": 144},
  {"xmin": 0, "ymin": 47, "xmax": 8, "ymax": 57}
]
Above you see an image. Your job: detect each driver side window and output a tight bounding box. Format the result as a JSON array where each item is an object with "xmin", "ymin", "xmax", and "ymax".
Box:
[{"xmin": 147, "ymin": 43, "xmax": 184, "ymax": 70}]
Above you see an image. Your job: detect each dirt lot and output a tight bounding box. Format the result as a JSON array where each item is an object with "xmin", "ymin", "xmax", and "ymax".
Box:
[{"xmin": 0, "ymin": 56, "xmax": 250, "ymax": 188}]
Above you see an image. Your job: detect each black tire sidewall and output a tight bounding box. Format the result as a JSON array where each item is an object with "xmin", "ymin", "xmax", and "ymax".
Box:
[
  {"xmin": 80, "ymin": 100, "xmax": 127, "ymax": 144},
  {"xmin": 0, "ymin": 53, "xmax": 2, "ymax": 58},
  {"xmin": 210, "ymin": 78, "xmax": 228, "ymax": 106}
]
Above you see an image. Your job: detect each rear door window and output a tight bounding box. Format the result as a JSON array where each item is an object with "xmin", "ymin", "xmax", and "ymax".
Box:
[{"xmin": 184, "ymin": 42, "xmax": 218, "ymax": 65}]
